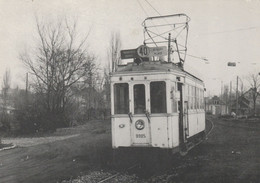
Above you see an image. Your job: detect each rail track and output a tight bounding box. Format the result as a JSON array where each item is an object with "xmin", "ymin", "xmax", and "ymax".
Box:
[
  {"xmin": 214, "ymin": 120, "xmax": 260, "ymax": 130},
  {"xmin": 97, "ymin": 163, "xmax": 140, "ymax": 183},
  {"xmin": 97, "ymin": 119, "xmax": 215, "ymax": 183}
]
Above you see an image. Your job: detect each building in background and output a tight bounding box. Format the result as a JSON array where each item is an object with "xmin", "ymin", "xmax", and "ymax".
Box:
[{"xmin": 206, "ymin": 96, "xmax": 229, "ymax": 115}]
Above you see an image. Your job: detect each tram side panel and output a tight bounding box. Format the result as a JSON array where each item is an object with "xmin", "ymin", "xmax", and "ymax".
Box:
[
  {"xmin": 197, "ymin": 111, "xmax": 205, "ymax": 133},
  {"xmin": 184, "ymin": 79, "xmax": 206, "ymax": 139},
  {"xmin": 170, "ymin": 115, "xmax": 180, "ymax": 148},
  {"xmin": 112, "ymin": 117, "xmax": 131, "ymax": 148}
]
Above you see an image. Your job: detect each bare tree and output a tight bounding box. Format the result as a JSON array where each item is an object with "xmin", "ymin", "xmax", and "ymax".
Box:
[
  {"xmin": 1, "ymin": 69, "xmax": 11, "ymax": 112},
  {"xmin": 247, "ymin": 72, "xmax": 260, "ymax": 115},
  {"xmin": 1, "ymin": 69, "xmax": 11, "ymax": 131},
  {"xmin": 107, "ymin": 31, "xmax": 121, "ymax": 72},
  {"xmin": 102, "ymin": 31, "xmax": 122, "ymax": 117},
  {"xmin": 20, "ymin": 17, "xmax": 96, "ymax": 128}
]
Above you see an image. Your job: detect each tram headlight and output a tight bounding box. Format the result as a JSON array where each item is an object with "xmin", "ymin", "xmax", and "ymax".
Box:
[{"xmin": 135, "ymin": 120, "xmax": 145, "ymax": 130}]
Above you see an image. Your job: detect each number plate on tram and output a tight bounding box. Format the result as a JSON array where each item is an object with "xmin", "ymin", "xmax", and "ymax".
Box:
[{"xmin": 136, "ymin": 134, "xmax": 146, "ymax": 138}]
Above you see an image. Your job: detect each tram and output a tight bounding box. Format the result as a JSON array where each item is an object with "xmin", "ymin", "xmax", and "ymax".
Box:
[{"xmin": 110, "ymin": 14, "xmax": 205, "ymax": 155}]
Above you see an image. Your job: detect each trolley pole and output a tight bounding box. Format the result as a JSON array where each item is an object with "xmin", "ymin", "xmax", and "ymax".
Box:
[
  {"xmin": 168, "ymin": 33, "xmax": 171, "ymax": 62},
  {"xmin": 236, "ymin": 76, "xmax": 238, "ymax": 116}
]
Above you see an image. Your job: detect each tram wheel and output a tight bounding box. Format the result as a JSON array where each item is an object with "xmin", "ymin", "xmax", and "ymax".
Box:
[{"xmin": 179, "ymin": 144, "xmax": 188, "ymax": 156}]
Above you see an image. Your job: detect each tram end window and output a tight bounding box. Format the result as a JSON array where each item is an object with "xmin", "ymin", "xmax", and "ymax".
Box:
[
  {"xmin": 134, "ymin": 84, "xmax": 146, "ymax": 114},
  {"xmin": 150, "ymin": 81, "xmax": 167, "ymax": 113},
  {"xmin": 114, "ymin": 83, "xmax": 129, "ymax": 114}
]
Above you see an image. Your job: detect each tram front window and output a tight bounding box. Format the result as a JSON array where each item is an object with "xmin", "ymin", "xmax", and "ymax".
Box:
[
  {"xmin": 134, "ymin": 84, "xmax": 146, "ymax": 114},
  {"xmin": 114, "ymin": 83, "xmax": 129, "ymax": 114},
  {"xmin": 150, "ymin": 81, "xmax": 166, "ymax": 113}
]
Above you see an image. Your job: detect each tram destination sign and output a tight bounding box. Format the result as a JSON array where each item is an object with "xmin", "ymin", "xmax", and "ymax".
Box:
[
  {"xmin": 149, "ymin": 46, "xmax": 167, "ymax": 57},
  {"xmin": 137, "ymin": 45, "xmax": 167, "ymax": 58},
  {"xmin": 120, "ymin": 49, "xmax": 138, "ymax": 59},
  {"xmin": 121, "ymin": 45, "xmax": 168, "ymax": 59}
]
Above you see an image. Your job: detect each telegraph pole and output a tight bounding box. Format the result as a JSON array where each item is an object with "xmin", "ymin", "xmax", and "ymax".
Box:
[
  {"xmin": 236, "ymin": 76, "xmax": 238, "ymax": 116},
  {"xmin": 168, "ymin": 33, "xmax": 171, "ymax": 62},
  {"xmin": 229, "ymin": 81, "xmax": 232, "ymax": 114},
  {"xmin": 26, "ymin": 72, "xmax": 28, "ymax": 94}
]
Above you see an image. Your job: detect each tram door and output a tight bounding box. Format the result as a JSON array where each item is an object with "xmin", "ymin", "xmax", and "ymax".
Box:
[
  {"xmin": 131, "ymin": 84, "xmax": 151, "ymax": 146},
  {"xmin": 183, "ymin": 101, "xmax": 189, "ymax": 140},
  {"xmin": 177, "ymin": 83, "xmax": 187, "ymax": 145}
]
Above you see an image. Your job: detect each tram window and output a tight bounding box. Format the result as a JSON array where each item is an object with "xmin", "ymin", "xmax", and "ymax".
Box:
[
  {"xmin": 114, "ymin": 83, "xmax": 129, "ymax": 114},
  {"xmin": 189, "ymin": 85, "xmax": 193, "ymax": 109},
  {"xmin": 171, "ymin": 86, "xmax": 177, "ymax": 113},
  {"xmin": 196, "ymin": 87, "xmax": 199, "ymax": 109},
  {"xmin": 198, "ymin": 88, "xmax": 201, "ymax": 109},
  {"xmin": 201, "ymin": 89, "xmax": 205, "ymax": 109},
  {"xmin": 150, "ymin": 81, "xmax": 166, "ymax": 113},
  {"xmin": 200, "ymin": 89, "xmax": 203, "ymax": 109},
  {"xmin": 193, "ymin": 86, "xmax": 196, "ymax": 109},
  {"xmin": 187, "ymin": 85, "xmax": 190, "ymax": 109},
  {"xmin": 185, "ymin": 84, "xmax": 189, "ymax": 109},
  {"xmin": 134, "ymin": 84, "xmax": 146, "ymax": 114}
]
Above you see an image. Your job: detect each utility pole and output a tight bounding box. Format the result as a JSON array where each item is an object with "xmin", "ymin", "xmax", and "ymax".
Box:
[
  {"xmin": 236, "ymin": 76, "xmax": 238, "ymax": 116},
  {"xmin": 26, "ymin": 72, "xmax": 28, "ymax": 94},
  {"xmin": 221, "ymin": 81, "xmax": 223, "ymax": 100},
  {"xmin": 229, "ymin": 81, "xmax": 232, "ymax": 114},
  {"xmin": 168, "ymin": 33, "xmax": 171, "ymax": 62}
]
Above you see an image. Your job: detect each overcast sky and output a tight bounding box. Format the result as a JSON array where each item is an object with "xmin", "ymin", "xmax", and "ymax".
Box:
[{"xmin": 0, "ymin": 0, "xmax": 260, "ymax": 95}]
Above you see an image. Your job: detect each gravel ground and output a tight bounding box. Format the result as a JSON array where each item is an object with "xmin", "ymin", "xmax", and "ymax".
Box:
[
  {"xmin": 1, "ymin": 117, "xmax": 259, "ymax": 183},
  {"xmin": 2, "ymin": 134, "xmax": 79, "ymax": 147},
  {"xmin": 61, "ymin": 117, "xmax": 260, "ymax": 183}
]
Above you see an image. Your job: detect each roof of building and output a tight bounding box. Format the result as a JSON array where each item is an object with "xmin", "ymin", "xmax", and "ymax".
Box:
[{"xmin": 207, "ymin": 95, "xmax": 226, "ymax": 105}]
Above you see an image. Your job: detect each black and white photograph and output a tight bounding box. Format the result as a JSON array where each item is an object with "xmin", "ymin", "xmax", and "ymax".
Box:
[{"xmin": 0, "ymin": 0, "xmax": 260, "ymax": 182}]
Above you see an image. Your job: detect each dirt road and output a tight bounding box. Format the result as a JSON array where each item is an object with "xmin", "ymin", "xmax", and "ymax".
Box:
[
  {"xmin": 0, "ymin": 117, "xmax": 259, "ymax": 183},
  {"xmin": 0, "ymin": 121, "xmax": 112, "ymax": 183},
  {"xmin": 172, "ymin": 117, "xmax": 260, "ymax": 183}
]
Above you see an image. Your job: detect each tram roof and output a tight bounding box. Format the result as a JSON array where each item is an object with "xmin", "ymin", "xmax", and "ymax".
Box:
[{"xmin": 113, "ymin": 61, "xmax": 203, "ymax": 82}]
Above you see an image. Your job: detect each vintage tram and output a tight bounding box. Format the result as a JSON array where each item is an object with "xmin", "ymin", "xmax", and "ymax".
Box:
[{"xmin": 110, "ymin": 14, "xmax": 205, "ymax": 155}]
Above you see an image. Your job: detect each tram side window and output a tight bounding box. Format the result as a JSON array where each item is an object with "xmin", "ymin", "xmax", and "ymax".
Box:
[
  {"xmin": 185, "ymin": 84, "xmax": 189, "ymax": 109},
  {"xmin": 134, "ymin": 84, "xmax": 146, "ymax": 114},
  {"xmin": 190, "ymin": 85, "xmax": 194, "ymax": 109},
  {"xmin": 200, "ymin": 89, "xmax": 203, "ymax": 109},
  {"xmin": 196, "ymin": 87, "xmax": 199, "ymax": 109},
  {"xmin": 198, "ymin": 88, "xmax": 202, "ymax": 109},
  {"xmin": 150, "ymin": 81, "xmax": 167, "ymax": 113},
  {"xmin": 114, "ymin": 83, "xmax": 129, "ymax": 114},
  {"xmin": 188, "ymin": 85, "xmax": 192, "ymax": 109},
  {"xmin": 171, "ymin": 85, "xmax": 177, "ymax": 113},
  {"xmin": 193, "ymin": 86, "xmax": 196, "ymax": 109},
  {"xmin": 201, "ymin": 89, "xmax": 205, "ymax": 109}
]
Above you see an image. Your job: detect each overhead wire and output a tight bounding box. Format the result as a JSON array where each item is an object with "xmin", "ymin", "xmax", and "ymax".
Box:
[
  {"xmin": 136, "ymin": 0, "xmax": 149, "ymax": 17},
  {"xmin": 136, "ymin": 0, "xmax": 160, "ymax": 46},
  {"xmin": 144, "ymin": 0, "xmax": 162, "ymax": 16},
  {"xmin": 199, "ymin": 26, "xmax": 259, "ymax": 36}
]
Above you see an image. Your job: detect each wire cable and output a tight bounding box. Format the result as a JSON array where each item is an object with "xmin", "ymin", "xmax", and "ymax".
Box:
[
  {"xmin": 144, "ymin": 0, "xmax": 162, "ymax": 16},
  {"xmin": 137, "ymin": 0, "xmax": 149, "ymax": 17}
]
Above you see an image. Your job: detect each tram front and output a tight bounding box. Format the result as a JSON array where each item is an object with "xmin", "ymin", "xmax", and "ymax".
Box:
[{"xmin": 111, "ymin": 67, "xmax": 175, "ymax": 149}]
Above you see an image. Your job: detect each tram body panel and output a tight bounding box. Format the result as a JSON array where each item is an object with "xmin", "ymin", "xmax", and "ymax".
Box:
[
  {"xmin": 112, "ymin": 116, "xmax": 131, "ymax": 148},
  {"xmin": 111, "ymin": 62, "xmax": 205, "ymax": 152},
  {"xmin": 197, "ymin": 111, "xmax": 206, "ymax": 133},
  {"xmin": 186, "ymin": 111, "xmax": 200, "ymax": 137},
  {"xmin": 149, "ymin": 115, "xmax": 169, "ymax": 148},
  {"xmin": 131, "ymin": 116, "xmax": 151, "ymax": 146},
  {"xmin": 169, "ymin": 114, "xmax": 180, "ymax": 147}
]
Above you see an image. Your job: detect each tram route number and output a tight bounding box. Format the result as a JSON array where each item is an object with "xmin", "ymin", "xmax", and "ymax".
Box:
[
  {"xmin": 137, "ymin": 45, "xmax": 167, "ymax": 58},
  {"xmin": 136, "ymin": 134, "xmax": 146, "ymax": 138},
  {"xmin": 137, "ymin": 45, "xmax": 150, "ymax": 57}
]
